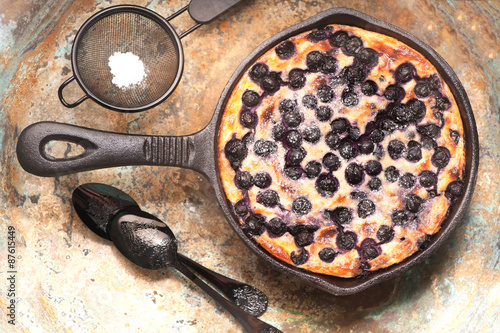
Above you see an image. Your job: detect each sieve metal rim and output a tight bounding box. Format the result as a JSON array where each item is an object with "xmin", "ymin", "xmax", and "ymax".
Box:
[{"xmin": 69, "ymin": 5, "xmax": 185, "ymax": 112}]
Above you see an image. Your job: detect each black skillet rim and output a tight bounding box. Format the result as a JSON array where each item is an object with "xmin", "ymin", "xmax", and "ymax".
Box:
[
  {"xmin": 210, "ymin": 7, "xmax": 479, "ymax": 296},
  {"xmin": 69, "ymin": 5, "xmax": 184, "ymax": 113}
]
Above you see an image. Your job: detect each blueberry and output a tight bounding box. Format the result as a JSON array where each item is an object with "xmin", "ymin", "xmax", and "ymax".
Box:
[
  {"xmin": 253, "ymin": 140, "xmax": 277, "ymax": 158},
  {"xmin": 290, "ymin": 249, "xmax": 309, "ymax": 265},
  {"xmin": 329, "ymin": 30, "xmax": 348, "ymax": 47},
  {"xmin": 417, "ymin": 124, "xmax": 441, "ymax": 139},
  {"xmin": 359, "ymin": 140, "xmax": 375, "ymax": 154},
  {"xmin": 376, "ymin": 225, "xmax": 395, "ymax": 243},
  {"xmin": 339, "ymin": 141, "xmax": 356, "ymax": 160},
  {"xmin": 261, "ymin": 72, "xmax": 281, "ymax": 93},
  {"xmin": 256, "ymin": 189, "xmax": 280, "ymax": 207},
  {"xmin": 282, "ymin": 110, "xmax": 303, "ymax": 128},
  {"xmin": 279, "ymin": 99, "xmax": 298, "ymax": 113},
  {"xmin": 326, "ymin": 207, "xmax": 353, "ymax": 225},
  {"xmin": 374, "ymin": 145, "xmax": 385, "ymax": 159},
  {"xmin": 395, "ymin": 62, "xmax": 415, "ymax": 83},
  {"xmin": 272, "ymin": 123, "xmax": 286, "ymax": 140},
  {"xmin": 434, "ymin": 96, "xmax": 451, "ymax": 110},
  {"xmin": 284, "ymin": 165, "xmax": 302, "ymax": 180},
  {"xmin": 450, "ymin": 129, "xmax": 460, "ymax": 144},
  {"xmin": 432, "ymin": 146, "xmax": 451, "ymax": 169},
  {"xmin": 361, "ymin": 80, "xmax": 378, "ymax": 96},
  {"xmin": 224, "ymin": 138, "xmax": 248, "ymax": 170},
  {"xmin": 330, "ymin": 118, "xmax": 350, "ymax": 134},
  {"xmin": 368, "ymin": 177, "xmax": 382, "ymax": 191},
  {"xmin": 365, "ymin": 160, "xmax": 382, "ymax": 176},
  {"xmin": 358, "ymin": 199, "xmax": 376, "ymax": 218},
  {"xmin": 356, "ymin": 48, "xmax": 378, "ymax": 66},
  {"xmin": 307, "ymin": 27, "xmax": 329, "ymax": 42},
  {"xmin": 345, "ymin": 163, "xmax": 365, "ymax": 185},
  {"xmin": 337, "ymin": 231, "xmax": 357, "ymax": 251},
  {"xmin": 317, "ymin": 85, "xmax": 335, "ymax": 103},
  {"xmin": 318, "ymin": 247, "xmax": 338, "ymax": 262},
  {"xmin": 419, "ymin": 170, "xmax": 438, "ymax": 188},
  {"xmin": 406, "ymin": 140, "xmax": 422, "ymax": 162},
  {"xmin": 315, "ymin": 173, "xmax": 339, "ymax": 197},
  {"xmin": 288, "ymin": 68, "xmax": 306, "ymax": 89},
  {"xmin": 407, "ymin": 98, "xmax": 426, "ymax": 123},
  {"xmin": 267, "ymin": 217, "xmax": 286, "ymax": 236},
  {"xmin": 275, "ymin": 40, "xmax": 296, "ymax": 59},
  {"xmin": 249, "ymin": 63, "xmax": 268, "ymax": 83},
  {"xmin": 343, "ymin": 65, "xmax": 366, "ymax": 84},
  {"xmin": 393, "ymin": 104, "xmax": 411, "ymax": 125},
  {"xmin": 384, "ymin": 85, "xmax": 404, "ymax": 101},
  {"xmin": 292, "ymin": 197, "xmax": 312, "ymax": 215},
  {"xmin": 240, "ymin": 111, "xmax": 257, "ymax": 129},
  {"xmin": 323, "ymin": 152, "xmax": 341, "ymax": 171},
  {"xmin": 343, "ymin": 36, "xmax": 363, "ymax": 55},
  {"xmin": 306, "ymin": 51, "xmax": 325, "ymax": 72},
  {"xmin": 369, "ymin": 129, "xmax": 385, "ymax": 143},
  {"xmin": 287, "ymin": 147, "xmax": 307, "ymax": 165},
  {"xmin": 305, "ymin": 161, "xmax": 322, "ymax": 178},
  {"xmin": 421, "ymin": 136, "xmax": 438, "ymax": 149},
  {"xmin": 325, "ymin": 132, "xmax": 341, "ymax": 149},
  {"xmin": 391, "ymin": 210, "xmax": 409, "ymax": 226},
  {"xmin": 284, "ymin": 130, "xmax": 302, "ymax": 148},
  {"xmin": 316, "ymin": 105, "xmax": 333, "ymax": 122},
  {"xmin": 381, "ymin": 118, "xmax": 398, "ymax": 134},
  {"xmin": 406, "ymin": 194, "xmax": 423, "ymax": 213},
  {"xmin": 388, "ymin": 140, "xmax": 406, "ymax": 160},
  {"xmin": 341, "ymin": 88, "xmax": 359, "ymax": 107},
  {"xmin": 399, "ymin": 172, "xmax": 416, "ymax": 189},
  {"xmin": 243, "ymin": 214, "xmax": 265, "ymax": 236},
  {"xmin": 414, "ymin": 81, "xmax": 431, "ymax": 98},
  {"xmin": 445, "ymin": 180, "xmax": 464, "ymax": 199},
  {"xmin": 350, "ymin": 191, "xmax": 367, "ymax": 199},
  {"xmin": 295, "ymin": 229, "xmax": 314, "ymax": 247},
  {"xmin": 234, "ymin": 200, "xmax": 248, "ymax": 217},
  {"xmin": 302, "ymin": 94, "xmax": 318, "ymax": 110},
  {"xmin": 321, "ymin": 54, "xmax": 338, "ymax": 74},
  {"xmin": 348, "ymin": 126, "xmax": 361, "ymax": 141},
  {"xmin": 363, "ymin": 244, "xmax": 380, "ymax": 260},
  {"xmin": 303, "ymin": 125, "xmax": 321, "ymax": 143},
  {"xmin": 235, "ymin": 171, "xmax": 254, "ymax": 190},
  {"xmin": 254, "ymin": 172, "xmax": 271, "ymax": 188},
  {"xmin": 242, "ymin": 90, "xmax": 260, "ymax": 107},
  {"xmin": 385, "ymin": 166, "xmax": 400, "ymax": 183}
]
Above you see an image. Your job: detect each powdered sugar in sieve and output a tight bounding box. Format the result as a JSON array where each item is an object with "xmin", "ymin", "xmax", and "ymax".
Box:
[{"xmin": 108, "ymin": 52, "xmax": 146, "ymax": 88}]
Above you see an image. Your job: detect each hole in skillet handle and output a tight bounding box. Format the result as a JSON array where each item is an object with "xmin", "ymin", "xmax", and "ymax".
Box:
[{"xmin": 212, "ymin": 7, "xmax": 479, "ymax": 296}]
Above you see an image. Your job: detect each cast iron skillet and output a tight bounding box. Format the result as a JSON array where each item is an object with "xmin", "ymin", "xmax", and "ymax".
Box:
[{"xmin": 16, "ymin": 7, "xmax": 479, "ymax": 296}]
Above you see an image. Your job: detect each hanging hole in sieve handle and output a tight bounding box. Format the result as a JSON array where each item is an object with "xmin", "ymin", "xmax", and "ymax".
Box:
[
  {"xmin": 58, "ymin": 76, "xmax": 89, "ymax": 108},
  {"xmin": 165, "ymin": 0, "xmax": 244, "ymax": 39}
]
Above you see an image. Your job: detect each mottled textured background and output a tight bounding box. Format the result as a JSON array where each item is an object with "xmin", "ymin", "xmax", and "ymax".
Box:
[{"xmin": 0, "ymin": 0, "xmax": 498, "ymax": 332}]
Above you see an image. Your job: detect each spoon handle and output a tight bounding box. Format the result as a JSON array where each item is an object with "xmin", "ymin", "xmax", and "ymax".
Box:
[
  {"xmin": 178, "ymin": 254, "xmax": 268, "ymax": 317},
  {"xmin": 174, "ymin": 259, "xmax": 282, "ymax": 333}
]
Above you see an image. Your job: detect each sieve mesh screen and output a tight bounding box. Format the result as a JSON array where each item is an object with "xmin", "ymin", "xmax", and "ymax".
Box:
[{"xmin": 75, "ymin": 11, "xmax": 180, "ymax": 109}]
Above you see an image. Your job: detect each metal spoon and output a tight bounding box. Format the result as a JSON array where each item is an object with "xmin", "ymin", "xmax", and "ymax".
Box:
[{"xmin": 72, "ymin": 183, "xmax": 279, "ymax": 332}]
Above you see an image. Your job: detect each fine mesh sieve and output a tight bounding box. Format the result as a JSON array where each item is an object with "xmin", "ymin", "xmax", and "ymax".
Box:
[{"xmin": 59, "ymin": 1, "xmax": 243, "ymax": 112}]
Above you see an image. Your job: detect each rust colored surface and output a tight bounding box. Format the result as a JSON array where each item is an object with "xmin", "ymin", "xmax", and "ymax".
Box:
[{"xmin": 0, "ymin": 0, "xmax": 499, "ymax": 332}]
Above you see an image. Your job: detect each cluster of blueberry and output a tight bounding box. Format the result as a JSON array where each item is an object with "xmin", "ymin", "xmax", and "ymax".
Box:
[{"xmin": 223, "ymin": 26, "xmax": 465, "ymax": 266}]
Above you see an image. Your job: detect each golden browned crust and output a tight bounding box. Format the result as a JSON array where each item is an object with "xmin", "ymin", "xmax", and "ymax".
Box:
[{"xmin": 217, "ymin": 25, "xmax": 465, "ymax": 278}]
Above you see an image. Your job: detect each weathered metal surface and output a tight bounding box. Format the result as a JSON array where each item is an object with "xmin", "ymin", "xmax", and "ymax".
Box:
[{"xmin": 0, "ymin": 0, "xmax": 498, "ymax": 332}]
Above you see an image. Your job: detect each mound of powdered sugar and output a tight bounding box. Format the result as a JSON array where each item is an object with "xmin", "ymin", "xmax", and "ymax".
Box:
[{"xmin": 108, "ymin": 52, "xmax": 146, "ymax": 88}]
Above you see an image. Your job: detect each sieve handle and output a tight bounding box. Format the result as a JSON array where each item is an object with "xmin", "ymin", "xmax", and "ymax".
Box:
[
  {"xmin": 58, "ymin": 76, "xmax": 90, "ymax": 108},
  {"xmin": 16, "ymin": 121, "xmax": 216, "ymax": 181}
]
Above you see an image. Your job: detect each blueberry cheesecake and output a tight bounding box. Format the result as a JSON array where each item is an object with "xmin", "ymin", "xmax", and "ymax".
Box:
[{"xmin": 218, "ymin": 25, "xmax": 465, "ymax": 277}]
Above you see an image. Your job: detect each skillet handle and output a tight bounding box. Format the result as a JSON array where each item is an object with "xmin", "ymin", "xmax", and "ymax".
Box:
[{"xmin": 16, "ymin": 121, "xmax": 214, "ymax": 178}]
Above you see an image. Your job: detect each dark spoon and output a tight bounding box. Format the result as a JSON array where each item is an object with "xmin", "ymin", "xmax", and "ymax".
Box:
[{"xmin": 72, "ymin": 183, "xmax": 279, "ymax": 332}]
